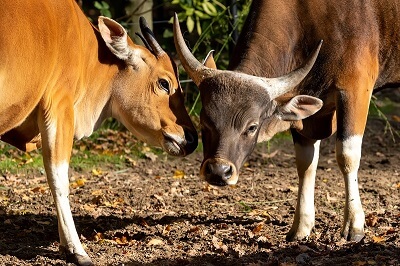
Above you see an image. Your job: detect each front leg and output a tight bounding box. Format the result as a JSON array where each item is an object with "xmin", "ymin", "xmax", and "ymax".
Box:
[
  {"xmin": 286, "ymin": 130, "xmax": 320, "ymax": 241},
  {"xmin": 38, "ymin": 104, "xmax": 93, "ymax": 266},
  {"xmin": 336, "ymin": 135, "xmax": 365, "ymax": 241}
]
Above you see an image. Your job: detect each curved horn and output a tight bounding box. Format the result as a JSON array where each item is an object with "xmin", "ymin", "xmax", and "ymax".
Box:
[
  {"xmin": 173, "ymin": 13, "xmax": 212, "ymax": 86},
  {"xmin": 135, "ymin": 32, "xmax": 150, "ymax": 49},
  {"xmin": 139, "ymin": 16, "xmax": 165, "ymax": 56},
  {"xmin": 259, "ymin": 40, "xmax": 323, "ymax": 99}
]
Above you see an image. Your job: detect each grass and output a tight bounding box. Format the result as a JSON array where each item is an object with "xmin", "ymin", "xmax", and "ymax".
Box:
[
  {"xmin": 0, "ymin": 128, "xmax": 148, "ymax": 176},
  {"xmin": 369, "ymin": 96, "xmax": 400, "ymax": 141}
]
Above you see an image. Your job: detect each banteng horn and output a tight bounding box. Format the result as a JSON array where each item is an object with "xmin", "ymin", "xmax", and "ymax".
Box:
[
  {"xmin": 173, "ymin": 13, "xmax": 214, "ymax": 86},
  {"xmin": 257, "ymin": 40, "xmax": 323, "ymax": 99},
  {"xmin": 138, "ymin": 16, "xmax": 165, "ymax": 57},
  {"xmin": 174, "ymin": 12, "xmax": 322, "ymax": 99}
]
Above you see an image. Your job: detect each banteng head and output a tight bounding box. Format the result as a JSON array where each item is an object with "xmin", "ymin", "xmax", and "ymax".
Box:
[
  {"xmin": 98, "ymin": 16, "xmax": 197, "ymax": 156},
  {"xmin": 173, "ymin": 14, "xmax": 323, "ymax": 185}
]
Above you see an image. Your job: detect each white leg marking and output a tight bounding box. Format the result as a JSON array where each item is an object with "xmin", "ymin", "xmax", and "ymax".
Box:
[
  {"xmin": 336, "ymin": 135, "xmax": 365, "ymax": 240},
  {"xmin": 48, "ymin": 162, "xmax": 88, "ymax": 257},
  {"xmin": 287, "ymin": 140, "xmax": 320, "ymax": 241},
  {"xmin": 43, "ymin": 121, "xmax": 88, "ymax": 258}
]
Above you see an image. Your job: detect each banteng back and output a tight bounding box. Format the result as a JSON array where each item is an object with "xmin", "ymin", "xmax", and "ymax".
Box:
[
  {"xmin": 0, "ymin": 1, "xmax": 197, "ymax": 265},
  {"xmin": 174, "ymin": 0, "xmax": 400, "ymax": 242}
]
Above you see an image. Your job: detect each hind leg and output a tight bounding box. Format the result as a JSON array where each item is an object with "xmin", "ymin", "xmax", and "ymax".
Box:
[
  {"xmin": 335, "ymin": 79, "xmax": 374, "ymax": 241},
  {"xmin": 336, "ymin": 134, "xmax": 365, "ymax": 241}
]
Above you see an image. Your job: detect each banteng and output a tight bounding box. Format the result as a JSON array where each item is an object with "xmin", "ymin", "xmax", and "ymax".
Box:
[
  {"xmin": 0, "ymin": 1, "xmax": 197, "ymax": 265},
  {"xmin": 173, "ymin": 1, "xmax": 400, "ymax": 242}
]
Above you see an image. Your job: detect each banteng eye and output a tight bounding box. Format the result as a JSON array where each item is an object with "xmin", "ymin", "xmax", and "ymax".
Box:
[
  {"xmin": 247, "ymin": 124, "xmax": 258, "ymax": 134},
  {"xmin": 159, "ymin": 79, "xmax": 170, "ymax": 94}
]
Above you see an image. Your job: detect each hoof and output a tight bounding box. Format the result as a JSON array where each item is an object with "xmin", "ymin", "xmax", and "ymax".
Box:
[
  {"xmin": 66, "ymin": 253, "xmax": 94, "ymax": 266},
  {"xmin": 60, "ymin": 246, "xmax": 94, "ymax": 266},
  {"xmin": 341, "ymin": 230, "xmax": 365, "ymax": 242},
  {"xmin": 286, "ymin": 229, "xmax": 310, "ymax": 242}
]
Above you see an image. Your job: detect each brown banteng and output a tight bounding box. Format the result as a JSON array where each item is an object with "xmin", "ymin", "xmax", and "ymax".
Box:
[
  {"xmin": 173, "ymin": 1, "xmax": 400, "ymax": 242},
  {"xmin": 0, "ymin": 1, "xmax": 197, "ymax": 265}
]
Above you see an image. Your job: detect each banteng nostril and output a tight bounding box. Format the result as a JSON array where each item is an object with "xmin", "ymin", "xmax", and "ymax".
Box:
[
  {"xmin": 184, "ymin": 129, "xmax": 197, "ymax": 145},
  {"xmin": 207, "ymin": 163, "xmax": 232, "ymax": 180},
  {"xmin": 205, "ymin": 162, "xmax": 213, "ymax": 175},
  {"xmin": 183, "ymin": 129, "xmax": 198, "ymax": 155},
  {"xmin": 220, "ymin": 164, "xmax": 233, "ymax": 180}
]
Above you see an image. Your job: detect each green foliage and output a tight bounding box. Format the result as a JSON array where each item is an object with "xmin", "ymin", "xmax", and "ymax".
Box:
[
  {"xmin": 163, "ymin": 0, "xmax": 251, "ymax": 117},
  {"xmin": 94, "ymin": 1, "xmax": 112, "ymax": 17},
  {"xmin": 170, "ymin": 0, "xmax": 225, "ymax": 36},
  {"xmin": 164, "ymin": 0, "xmax": 251, "ymax": 63}
]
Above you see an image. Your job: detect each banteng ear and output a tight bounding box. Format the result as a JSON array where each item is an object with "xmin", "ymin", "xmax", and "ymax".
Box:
[
  {"xmin": 203, "ymin": 50, "xmax": 217, "ymax": 69},
  {"xmin": 98, "ymin": 16, "xmax": 132, "ymax": 60},
  {"xmin": 277, "ymin": 95, "xmax": 323, "ymax": 121}
]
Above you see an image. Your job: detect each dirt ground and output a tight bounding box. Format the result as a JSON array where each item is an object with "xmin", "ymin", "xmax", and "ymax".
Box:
[{"xmin": 0, "ymin": 114, "xmax": 399, "ymax": 266}]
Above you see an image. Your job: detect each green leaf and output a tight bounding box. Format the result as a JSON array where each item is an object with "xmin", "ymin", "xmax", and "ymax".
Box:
[
  {"xmin": 94, "ymin": 1, "xmax": 103, "ymax": 10},
  {"xmin": 202, "ymin": 2, "xmax": 217, "ymax": 16},
  {"xmin": 196, "ymin": 16, "xmax": 202, "ymax": 35},
  {"xmin": 186, "ymin": 15, "xmax": 195, "ymax": 33},
  {"xmin": 163, "ymin": 29, "xmax": 173, "ymax": 38},
  {"xmin": 102, "ymin": 9, "xmax": 112, "ymax": 18},
  {"xmin": 194, "ymin": 10, "xmax": 210, "ymax": 19},
  {"xmin": 101, "ymin": 1, "xmax": 110, "ymax": 9},
  {"xmin": 185, "ymin": 7, "xmax": 194, "ymax": 16}
]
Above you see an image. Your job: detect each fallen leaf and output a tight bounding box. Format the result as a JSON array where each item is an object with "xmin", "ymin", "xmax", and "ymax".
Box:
[
  {"xmin": 31, "ymin": 186, "xmax": 47, "ymax": 194},
  {"xmin": 211, "ymin": 236, "xmax": 228, "ymax": 252},
  {"xmin": 92, "ymin": 169, "xmax": 102, "ymax": 176},
  {"xmin": 173, "ymin": 170, "xmax": 185, "ymax": 179},
  {"xmin": 92, "ymin": 232, "xmax": 105, "ymax": 242},
  {"xmin": 140, "ymin": 218, "xmax": 149, "ymax": 227},
  {"xmin": 162, "ymin": 225, "xmax": 172, "ymax": 235},
  {"xmin": 147, "ymin": 238, "xmax": 163, "ymax": 246},
  {"xmin": 385, "ymin": 227, "xmax": 396, "ymax": 235},
  {"xmin": 365, "ymin": 213, "xmax": 379, "ymax": 227},
  {"xmin": 115, "ymin": 235, "xmax": 129, "ymax": 245},
  {"xmin": 188, "ymin": 226, "xmax": 200, "ymax": 233},
  {"xmin": 70, "ymin": 178, "xmax": 86, "ymax": 189},
  {"xmin": 252, "ymin": 223, "xmax": 264, "ymax": 234},
  {"xmin": 144, "ymin": 151, "xmax": 158, "ymax": 161},
  {"xmin": 372, "ymin": 235, "xmax": 385, "ymax": 243}
]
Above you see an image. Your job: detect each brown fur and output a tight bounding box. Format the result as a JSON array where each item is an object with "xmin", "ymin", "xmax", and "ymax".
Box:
[{"xmin": 174, "ymin": 0, "xmax": 399, "ymax": 243}]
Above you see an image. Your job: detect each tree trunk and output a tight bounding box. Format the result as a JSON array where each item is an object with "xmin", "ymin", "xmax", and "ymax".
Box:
[{"xmin": 126, "ymin": 0, "xmax": 154, "ymax": 44}]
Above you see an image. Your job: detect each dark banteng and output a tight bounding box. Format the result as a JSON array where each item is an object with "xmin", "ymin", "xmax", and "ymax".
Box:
[{"xmin": 173, "ymin": 0, "xmax": 400, "ymax": 242}]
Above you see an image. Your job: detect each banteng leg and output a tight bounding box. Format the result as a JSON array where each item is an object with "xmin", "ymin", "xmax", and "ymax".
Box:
[
  {"xmin": 38, "ymin": 102, "xmax": 93, "ymax": 266},
  {"xmin": 336, "ymin": 134, "xmax": 365, "ymax": 241},
  {"xmin": 335, "ymin": 76, "xmax": 374, "ymax": 241},
  {"xmin": 286, "ymin": 131, "xmax": 320, "ymax": 241}
]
